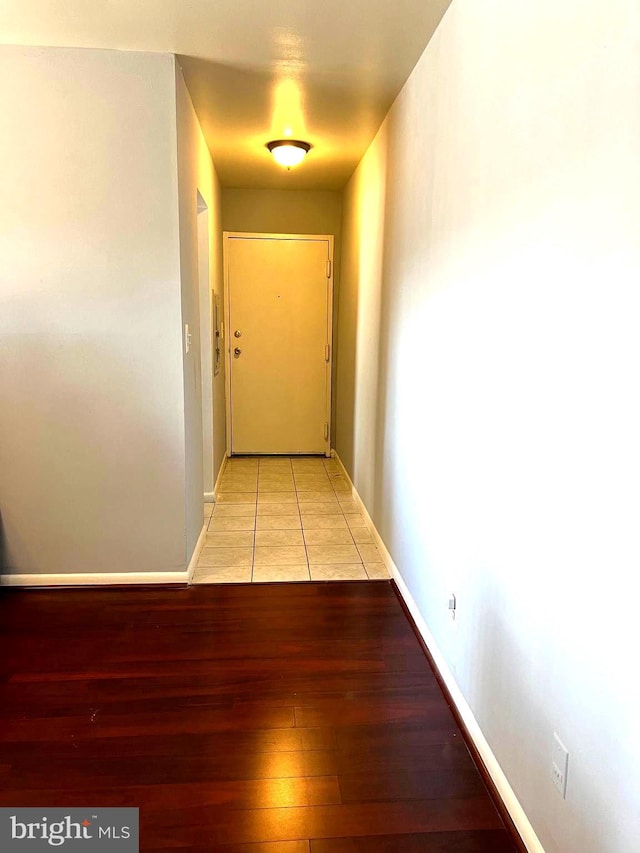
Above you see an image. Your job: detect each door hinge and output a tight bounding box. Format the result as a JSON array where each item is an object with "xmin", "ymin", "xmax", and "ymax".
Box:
[
  {"xmin": 326, "ymin": 259, "xmax": 332, "ymax": 278},
  {"xmin": 325, "ymin": 344, "xmax": 331, "ymax": 362},
  {"xmin": 323, "ymin": 422, "xmax": 329, "ymax": 441}
]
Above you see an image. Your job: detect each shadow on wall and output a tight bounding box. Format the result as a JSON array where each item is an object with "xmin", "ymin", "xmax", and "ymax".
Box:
[
  {"xmin": 336, "ymin": 221, "xmax": 358, "ymax": 471},
  {"xmin": 373, "ymin": 122, "xmax": 400, "ymax": 529},
  {"xmin": 337, "ymin": 124, "xmax": 389, "ymax": 508}
]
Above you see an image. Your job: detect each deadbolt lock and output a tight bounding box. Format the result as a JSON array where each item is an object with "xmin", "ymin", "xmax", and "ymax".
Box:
[
  {"xmin": 234, "ymin": 347, "xmax": 242, "ymax": 357},
  {"xmin": 234, "ymin": 330, "xmax": 242, "ymax": 338}
]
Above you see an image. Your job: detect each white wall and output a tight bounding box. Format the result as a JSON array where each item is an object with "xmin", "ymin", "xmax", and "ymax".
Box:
[
  {"xmin": 336, "ymin": 1, "xmax": 640, "ymax": 851},
  {"xmin": 0, "ymin": 46, "xmax": 187, "ymax": 575},
  {"xmin": 175, "ymin": 64, "xmax": 225, "ymax": 552}
]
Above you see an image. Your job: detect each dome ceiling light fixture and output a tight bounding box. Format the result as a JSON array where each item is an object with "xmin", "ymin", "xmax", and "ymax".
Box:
[{"xmin": 266, "ymin": 139, "xmax": 312, "ymax": 170}]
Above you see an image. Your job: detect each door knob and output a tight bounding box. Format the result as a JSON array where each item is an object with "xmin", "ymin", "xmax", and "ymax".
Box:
[{"xmin": 234, "ymin": 347, "xmax": 242, "ymax": 357}]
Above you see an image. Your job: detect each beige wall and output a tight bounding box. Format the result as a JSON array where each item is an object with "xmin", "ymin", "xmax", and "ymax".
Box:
[
  {"xmin": 222, "ymin": 188, "xmax": 342, "ymax": 441},
  {"xmin": 176, "ymin": 64, "xmax": 225, "ymax": 555},
  {"xmin": 0, "ymin": 46, "xmax": 186, "ymax": 575},
  {"xmin": 222, "ymin": 188, "xmax": 342, "ymax": 239},
  {"xmin": 336, "ymin": 131, "xmax": 388, "ymax": 490},
  {"xmin": 337, "ymin": 1, "xmax": 640, "ymax": 851}
]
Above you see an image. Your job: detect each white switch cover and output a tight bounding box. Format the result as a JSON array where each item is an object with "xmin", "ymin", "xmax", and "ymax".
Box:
[
  {"xmin": 552, "ymin": 733, "xmax": 569, "ymax": 798},
  {"xmin": 448, "ymin": 593, "xmax": 457, "ymax": 620}
]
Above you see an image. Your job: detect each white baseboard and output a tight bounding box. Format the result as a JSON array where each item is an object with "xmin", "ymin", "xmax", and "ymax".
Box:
[
  {"xmin": 332, "ymin": 451, "xmax": 544, "ymax": 853},
  {"xmin": 212, "ymin": 453, "xmax": 228, "ymax": 502},
  {"xmin": 203, "ymin": 454, "xmax": 229, "ymax": 503},
  {"xmin": 187, "ymin": 521, "xmax": 208, "ymax": 584},
  {"xmin": 0, "ymin": 570, "xmax": 190, "ymax": 587}
]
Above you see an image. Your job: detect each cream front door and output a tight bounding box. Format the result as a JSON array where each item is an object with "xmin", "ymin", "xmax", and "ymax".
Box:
[{"xmin": 225, "ymin": 234, "xmax": 333, "ymax": 455}]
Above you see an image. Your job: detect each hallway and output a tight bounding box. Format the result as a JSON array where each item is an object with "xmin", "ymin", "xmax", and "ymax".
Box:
[
  {"xmin": 195, "ymin": 456, "xmax": 390, "ymax": 584},
  {"xmin": 4, "ymin": 3, "xmax": 638, "ymax": 847}
]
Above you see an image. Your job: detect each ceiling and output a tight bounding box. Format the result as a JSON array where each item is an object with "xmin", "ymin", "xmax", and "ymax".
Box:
[{"xmin": 0, "ymin": 0, "xmax": 452, "ymax": 190}]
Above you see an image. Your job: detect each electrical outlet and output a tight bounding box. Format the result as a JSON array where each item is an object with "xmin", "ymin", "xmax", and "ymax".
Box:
[{"xmin": 552, "ymin": 733, "xmax": 569, "ymax": 798}]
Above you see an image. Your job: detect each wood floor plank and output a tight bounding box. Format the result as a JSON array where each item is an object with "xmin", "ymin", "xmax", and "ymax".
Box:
[
  {"xmin": 335, "ymin": 720, "xmax": 463, "ymax": 752},
  {"xmin": 139, "ymin": 799, "xmax": 504, "ymax": 846},
  {"xmin": 2, "ymin": 750, "xmax": 338, "ymax": 789},
  {"xmin": 310, "ymin": 830, "xmax": 517, "ymax": 852},
  {"xmin": 0, "ymin": 582, "xmax": 518, "ymax": 851},
  {"xmin": 0, "ymin": 776, "xmax": 342, "ymax": 810},
  {"xmin": 0, "ymin": 728, "xmax": 338, "ymax": 760},
  {"xmin": 0, "ymin": 674, "xmax": 442, "ymax": 720},
  {"xmin": 149, "ymin": 843, "xmax": 310, "ymax": 853},
  {"xmin": 338, "ymin": 765, "xmax": 488, "ymax": 803},
  {"xmin": 294, "ymin": 695, "xmax": 452, "ymax": 728},
  {"xmin": 0, "ymin": 705, "xmax": 296, "ymax": 742}
]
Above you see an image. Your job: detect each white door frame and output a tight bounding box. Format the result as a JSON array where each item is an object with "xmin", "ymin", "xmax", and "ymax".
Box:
[{"xmin": 222, "ymin": 231, "xmax": 334, "ymax": 457}]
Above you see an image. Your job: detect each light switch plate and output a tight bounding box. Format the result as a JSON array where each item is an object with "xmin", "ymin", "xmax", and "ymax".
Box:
[{"xmin": 552, "ymin": 733, "xmax": 569, "ymax": 798}]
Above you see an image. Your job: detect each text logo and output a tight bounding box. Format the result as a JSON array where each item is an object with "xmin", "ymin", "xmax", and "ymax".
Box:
[{"xmin": 0, "ymin": 809, "xmax": 138, "ymax": 851}]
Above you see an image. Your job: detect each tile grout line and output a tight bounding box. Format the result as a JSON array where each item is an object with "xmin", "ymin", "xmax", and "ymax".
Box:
[
  {"xmin": 326, "ymin": 457, "xmax": 359, "ymax": 554},
  {"xmin": 217, "ymin": 456, "xmax": 259, "ymax": 583},
  {"xmin": 252, "ymin": 458, "xmax": 261, "ymax": 582},
  {"xmin": 326, "ymin": 456, "xmax": 367, "ymax": 579},
  {"xmin": 297, "ymin": 457, "xmax": 346, "ymax": 580},
  {"xmin": 328, "ymin": 456, "xmax": 363, "ymax": 568},
  {"xmin": 290, "ymin": 456, "xmax": 308, "ymax": 583},
  {"xmin": 293, "ymin": 460, "xmax": 311, "ymax": 581},
  {"xmin": 256, "ymin": 456, "xmax": 304, "ymax": 583}
]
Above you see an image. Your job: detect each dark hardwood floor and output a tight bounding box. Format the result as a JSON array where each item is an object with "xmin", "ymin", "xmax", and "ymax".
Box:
[{"xmin": 0, "ymin": 581, "xmax": 517, "ymax": 851}]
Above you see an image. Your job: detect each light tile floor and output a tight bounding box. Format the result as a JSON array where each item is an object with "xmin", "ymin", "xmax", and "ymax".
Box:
[{"xmin": 194, "ymin": 455, "xmax": 390, "ymax": 584}]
